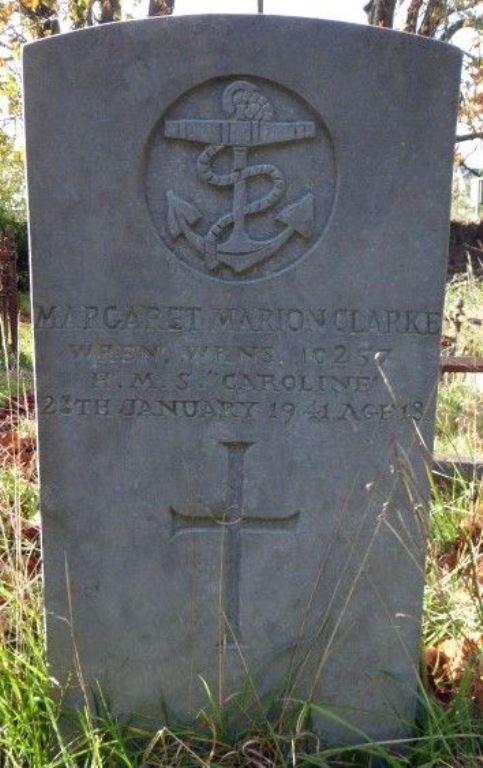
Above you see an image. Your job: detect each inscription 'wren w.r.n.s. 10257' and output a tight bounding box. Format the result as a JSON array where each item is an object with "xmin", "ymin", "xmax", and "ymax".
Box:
[{"xmin": 165, "ymin": 80, "xmax": 316, "ymax": 275}]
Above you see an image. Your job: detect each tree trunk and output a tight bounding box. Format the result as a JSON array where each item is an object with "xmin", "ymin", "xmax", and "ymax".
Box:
[
  {"xmin": 148, "ymin": 0, "xmax": 175, "ymax": 16},
  {"xmin": 84, "ymin": 0, "xmax": 121, "ymax": 24},
  {"xmin": 404, "ymin": 0, "xmax": 424, "ymax": 33},
  {"xmin": 364, "ymin": 0, "xmax": 397, "ymax": 28},
  {"xmin": 418, "ymin": 0, "xmax": 447, "ymax": 37},
  {"xmin": 96, "ymin": 0, "xmax": 121, "ymax": 23}
]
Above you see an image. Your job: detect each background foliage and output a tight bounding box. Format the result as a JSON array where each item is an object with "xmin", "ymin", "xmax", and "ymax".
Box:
[{"xmin": 0, "ymin": 0, "xmax": 481, "ymax": 254}]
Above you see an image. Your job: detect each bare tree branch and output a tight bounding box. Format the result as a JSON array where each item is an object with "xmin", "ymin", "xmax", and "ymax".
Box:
[
  {"xmin": 17, "ymin": 0, "xmax": 60, "ymax": 36},
  {"xmin": 441, "ymin": 17, "xmax": 466, "ymax": 41},
  {"xmin": 457, "ymin": 158, "xmax": 481, "ymax": 176},
  {"xmin": 455, "ymin": 131, "xmax": 483, "ymax": 142}
]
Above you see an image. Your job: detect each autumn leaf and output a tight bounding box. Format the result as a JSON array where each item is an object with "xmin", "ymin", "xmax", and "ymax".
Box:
[{"xmin": 425, "ymin": 635, "xmax": 483, "ymax": 706}]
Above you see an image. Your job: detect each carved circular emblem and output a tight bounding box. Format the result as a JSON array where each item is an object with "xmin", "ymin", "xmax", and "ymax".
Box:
[{"xmin": 145, "ymin": 77, "xmax": 336, "ymax": 282}]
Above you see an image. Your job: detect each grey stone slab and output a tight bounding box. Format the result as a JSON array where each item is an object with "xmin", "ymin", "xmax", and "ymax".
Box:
[{"xmin": 24, "ymin": 15, "xmax": 461, "ymax": 744}]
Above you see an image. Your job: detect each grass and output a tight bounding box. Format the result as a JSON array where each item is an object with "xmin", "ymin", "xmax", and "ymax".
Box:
[
  {"xmin": 435, "ymin": 380, "xmax": 482, "ymax": 457},
  {"xmin": 0, "ymin": 282, "xmax": 481, "ymax": 767},
  {"xmin": 441, "ymin": 266, "xmax": 483, "ymax": 359},
  {"xmin": 434, "ymin": 268, "xmax": 483, "ymax": 458},
  {"xmin": 0, "ymin": 318, "xmax": 33, "ymax": 407}
]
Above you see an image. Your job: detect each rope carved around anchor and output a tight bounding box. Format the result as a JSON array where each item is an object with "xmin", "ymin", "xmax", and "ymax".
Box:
[{"xmin": 197, "ymin": 144, "xmax": 286, "ymax": 251}]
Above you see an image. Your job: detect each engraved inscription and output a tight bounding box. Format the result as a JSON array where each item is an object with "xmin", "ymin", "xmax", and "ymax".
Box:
[
  {"xmin": 170, "ymin": 441, "xmax": 299, "ymax": 645},
  {"xmin": 39, "ymin": 395, "xmax": 424, "ymax": 423},
  {"xmin": 35, "ymin": 303, "xmax": 439, "ymax": 427},
  {"xmin": 35, "ymin": 304, "xmax": 441, "ymax": 335},
  {"xmin": 146, "ymin": 77, "xmax": 336, "ymax": 281}
]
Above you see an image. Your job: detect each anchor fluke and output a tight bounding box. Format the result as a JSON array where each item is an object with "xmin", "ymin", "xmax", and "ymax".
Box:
[
  {"xmin": 218, "ymin": 192, "xmax": 316, "ymax": 274},
  {"xmin": 167, "ymin": 190, "xmax": 201, "ymax": 238},
  {"xmin": 276, "ymin": 193, "xmax": 315, "ymax": 239}
]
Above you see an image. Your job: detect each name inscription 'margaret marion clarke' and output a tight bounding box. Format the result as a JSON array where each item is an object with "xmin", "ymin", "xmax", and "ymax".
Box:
[{"xmin": 24, "ymin": 14, "xmax": 461, "ymax": 746}]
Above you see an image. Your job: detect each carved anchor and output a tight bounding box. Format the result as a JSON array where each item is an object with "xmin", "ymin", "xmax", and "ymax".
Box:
[{"xmin": 165, "ymin": 80, "xmax": 316, "ymax": 274}]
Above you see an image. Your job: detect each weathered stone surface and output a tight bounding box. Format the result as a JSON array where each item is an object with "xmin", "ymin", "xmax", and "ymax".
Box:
[{"xmin": 24, "ymin": 15, "xmax": 461, "ymax": 743}]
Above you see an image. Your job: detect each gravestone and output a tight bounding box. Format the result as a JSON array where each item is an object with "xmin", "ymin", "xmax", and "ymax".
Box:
[{"xmin": 24, "ymin": 15, "xmax": 461, "ymax": 743}]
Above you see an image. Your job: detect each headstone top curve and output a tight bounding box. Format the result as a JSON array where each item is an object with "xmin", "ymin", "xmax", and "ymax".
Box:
[{"xmin": 22, "ymin": 13, "xmax": 463, "ymax": 63}]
